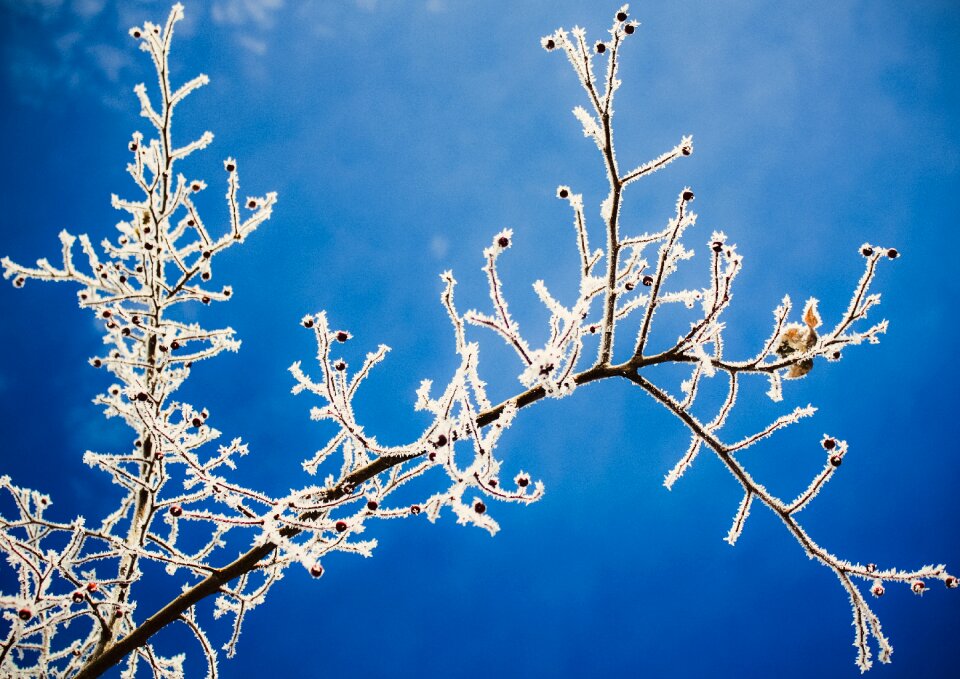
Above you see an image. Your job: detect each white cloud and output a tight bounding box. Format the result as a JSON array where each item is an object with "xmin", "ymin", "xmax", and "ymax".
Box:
[{"xmin": 211, "ymin": 0, "xmax": 284, "ymax": 29}]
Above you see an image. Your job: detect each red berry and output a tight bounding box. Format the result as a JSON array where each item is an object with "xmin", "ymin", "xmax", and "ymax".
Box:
[
  {"xmin": 912, "ymin": 580, "xmax": 925, "ymax": 594},
  {"xmin": 335, "ymin": 521, "xmax": 348, "ymax": 533},
  {"xmin": 945, "ymin": 576, "xmax": 958, "ymax": 589},
  {"xmin": 72, "ymin": 591, "xmax": 85, "ymax": 604},
  {"xmin": 410, "ymin": 505, "xmax": 421, "ymax": 515},
  {"xmin": 18, "ymin": 608, "xmax": 32, "ymax": 621},
  {"xmin": 871, "ymin": 584, "xmax": 885, "ymax": 597},
  {"xmin": 86, "ymin": 582, "xmax": 98, "ymax": 593},
  {"xmin": 169, "ymin": 505, "xmax": 183, "ymax": 517},
  {"xmin": 310, "ymin": 564, "xmax": 324, "ymax": 578}
]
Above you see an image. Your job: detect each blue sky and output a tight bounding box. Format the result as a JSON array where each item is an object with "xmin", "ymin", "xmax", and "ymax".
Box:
[{"xmin": 1, "ymin": 0, "xmax": 958, "ymax": 677}]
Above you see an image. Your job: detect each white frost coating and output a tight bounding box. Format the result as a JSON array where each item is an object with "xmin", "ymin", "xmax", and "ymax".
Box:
[{"xmin": 0, "ymin": 3, "xmax": 949, "ymax": 677}]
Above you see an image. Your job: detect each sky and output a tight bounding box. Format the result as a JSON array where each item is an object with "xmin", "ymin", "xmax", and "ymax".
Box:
[{"xmin": 0, "ymin": 0, "xmax": 958, "ymax": 677}]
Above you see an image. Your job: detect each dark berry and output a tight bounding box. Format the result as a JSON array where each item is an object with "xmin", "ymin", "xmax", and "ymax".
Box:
[
  {"xmin": 428, "ymin": 452, "xmax": 437, "ymax": 462},
  {"xmin": 544, "ymin": 39, "xmax": 556, "ymax": 50},
  {"xmin": 192, "ymin": 417, "xmax": 202, "ymax": 428},
  {"xmin": 119, "ymin": 275, "xmax": 127, "ymax": 284},
  {"xmin": 102, "ymin": 310, "xmax": 112, "ymax": 319},
  {"xmin": 223, "ymin": 288, "xmax": 231, "ymax": 297},
  {"xmin": 410, "ymin": 505, "xmax": 421, "ymax": 515},
  {"xmin": 642, "ymin": 275, "xmax": 654, "ymax": 286},
  {"xmin": 624, "ymin": 24, "xmax": 635, "ymax": 34},
  {"xmin": 711, "ymin": 241, "xmax": 723, "ymax": 253},
  {"xmin": 861, "ymin": 246, "xmax": 873, "ymax": 257},
  {"xmin": 886, "ymin": 248, "xmax": 899, "ymax": 259},
  {"xmin": 187, "ymin": 219, "xmax": 195, "ymax": 227},
  {"xmin": 498, "ymin": 236, "xmax": 510, "ymax": 248},
  {"xmin": 247, "ymin": 199, "xmax": 257, "ymax": 209},
  {"xmin": 144, "ymin": 243, "xmax": 153, "ymax": 251},
  {"xmin": 681, "ymin": 146, "xmax": 692, "ymax": 156},
  {"xmin": 588, "ymin": 325, "xmax": 597, "ymax": 334},
  {"xmin": 595, "ymin": 42, "xmax": 606, "ymax": 54},
  {"xmin": 129, "ymin": 142, "xmax": 138, "ymax": 151},
  {"xmin": 310, "ymin": 564, "xmax": 324, "ymax": 578},
  {"xmin": 822, "ymin": 438, "xmax": 836, "ymax": 450},
  {"xmin": 226, "ymin": 162, "xmax": 236, "ymax": 172},
  {"xmin": 488, "ymin": 479, "xmax": 498, "ymax": 488},
  {"xmin": 517, "ymin": 476, "xmax": 530, "ymax": 488},
  {"xmin": 169, "ymin": 505, "xmax": 183, "ymax": 517},
  {"xmin": 132, "ymin": 30, "xmax": 141, "ymax": 38},
  {"xmin": 436, "ymin": 434, "xmax": 448, "ymax": 447},
  {"xmin": 682, "ymin": 190, "xmax": 694, "ymax": 201},
  {"xmin": 871, "ymin": 584, "xmax": 885, "ymax": 597},
  {"xmin": 191, "ymin": 183, "xmax": 201, "ymax": 192},
  {"xmin": 558, "ymin": 188, "xmax": 569, "ymax": 198},
  {"xmin": 201, "ymin": 296, "xmax": 210, "ymax": 304},
  {"xmin": 136, "ymin": 392, "xmax": 149, "ymax": 402},
  {"xmin": 18, "ymin": 608, "xmax": 32, "ymax": 621},
  {"xmin": 135, "ymin": 439, "xmax": 142, "ymax": 448},
  {"xmin": 366, "ymin": 500, "xmax": 378, "ymax": 511},
  {"xmin": 171, "ymin": 341, "xmax": 180, "ymax": 350},
  {"xmin": 474, "ymin": 501, "xmax": 486, "ymax": 514},
  {"xmin": 335, "ymin": 331, "xmax": 349, "ymax": 342},
  {"xmin": 616, "ymin": 11, "xmax": 628, "ymax": 21},
  {"xmin": 335, "ymin": 521, "xmax": 348, "ymax": 532},
  {"xmin": 946, "ymin": 576, "xmax": 958, "ymax": 589},
  {"xmin": 303, "ymin": 318, "xmax": 314, "ymax": 328},
  {"xmin": 72, "ymin": 591, "xmax": 85, "ymax": 604},
  {"xmin": 625, "ymin": 282, "xmax": 635, "ymax": 291},
  {"xmin": 912, "ymin": 581, "xmax": 925, "ymax": 594},
  {"xmin": 93, "ymin": 359, "xmax": 102, "ymax": 368},
  {"xmin": 830, "ymin": 455, "xmax": 842, "ymax": 467},
  {"xmin": 334, "ymin": 361, "xmax": 346, "ymax": 371},
  {"xmin": 202, "ymin": 251, "xmax": 211, "ymax": 259}
]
